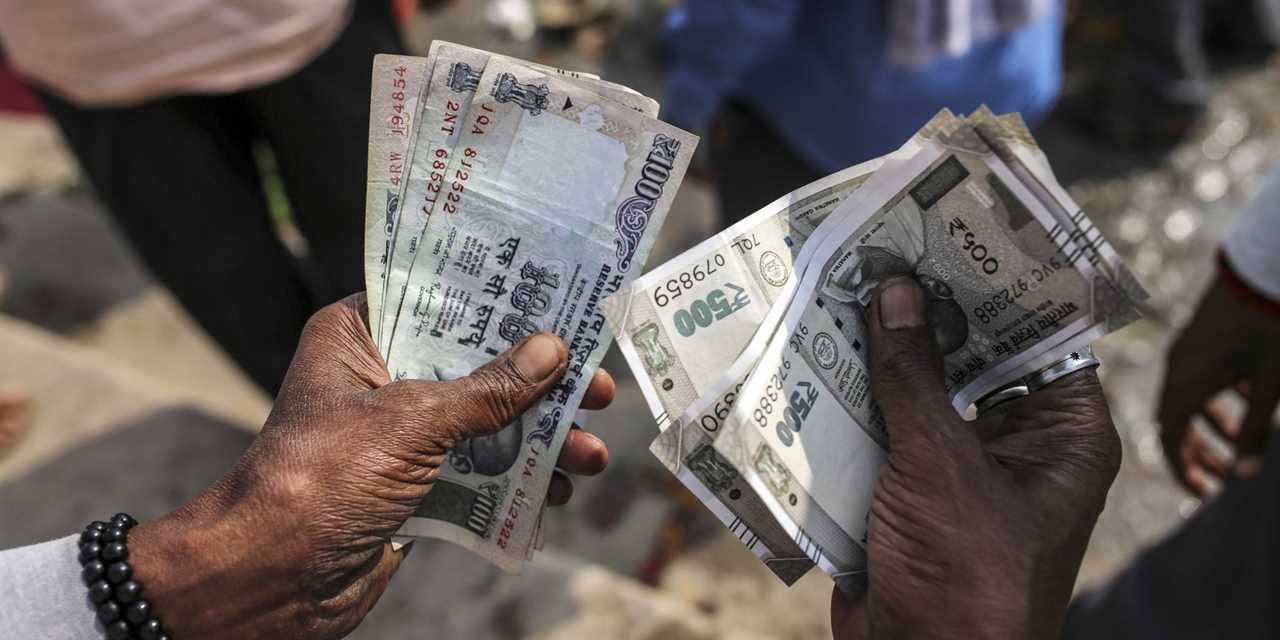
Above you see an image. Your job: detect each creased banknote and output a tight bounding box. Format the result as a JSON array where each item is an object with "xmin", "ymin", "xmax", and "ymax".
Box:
[
  {"xmin": 365, "ymin": 53, "xmax": 430, "ymax": 344},
  {"xmin": 603, "ymin": 110, "xmax": 979, "ymax": 433},
  {"xmin": 603, "ymin": 161, "xmax": 880, "ymax": 431},
  {"xmin": 377, "ymin": 43, "xmax": 655, "ymax": 356},
  {"xmin": 619, "ymin": 161, "xmax": 905, "ymax": 585},
  {"xmin": 614, "ymin": 112, "xmax": 962, "ymax": 584},
  {"xmin": 696, "ymin": 113, "xmax": 1146, "ymax": 595},
  {"xmin": 384, "ymin": 56, "xmax": 695, "ymax": 568}
]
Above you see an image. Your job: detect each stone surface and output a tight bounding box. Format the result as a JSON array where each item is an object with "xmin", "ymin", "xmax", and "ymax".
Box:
[
  {"xmin": 0, "ymin": 114, "xmax": 79, "ymax": 196},
  {"xmin": 0, "ymin": 313, "xmax": 264, "ymax": 484},
  {"xmin": 0, "ymin": 193, "xmax": 147, "ymax": 332},
  {"xmin": 0, "ymin": 408, "xmax": 253, "ymax": 548}
]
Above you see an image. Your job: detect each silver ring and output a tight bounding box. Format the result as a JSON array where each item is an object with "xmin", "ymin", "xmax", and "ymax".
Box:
[
  {"xmin": 1025, "ymin": 346, "xmax": 1100, "ymax": 391},
  {"xmin": 975, "ymin": 383, "xmax": 1030, "ymax": 416}
]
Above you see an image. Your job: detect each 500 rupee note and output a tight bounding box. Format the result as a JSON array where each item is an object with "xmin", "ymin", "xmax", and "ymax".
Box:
[
  {"xmin": 623, "ymin": 112, "xmax": 966, "ymax": 586},
  {"xmin": 708, "ymin": 118, "xmax": 1146, "ymax": 595},
  {"xmin": 603, "ymin": 161, "xmax": 880, "ymax": 431}
]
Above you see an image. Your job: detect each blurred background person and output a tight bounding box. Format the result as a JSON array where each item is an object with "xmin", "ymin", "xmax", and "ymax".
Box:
[
  {"xmin": 1063, "ymin": 166, "xmax": 1280, "ymax": 639},
  {"xmin": 660, "ymin": 0, "xmax": 1065, "ymax": 227},
  {"xmin": 0, "ymin": 1, "xmax": 407, "ymax": 395}
]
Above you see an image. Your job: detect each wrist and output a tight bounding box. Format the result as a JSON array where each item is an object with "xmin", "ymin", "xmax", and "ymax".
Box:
[
  {"xmin": 947, "ymin": 555, "xmax": 1063, "ymax": 640},
  {"xmin": 129, "ymin": 484, "xmax": 308, "ymax": 639}
]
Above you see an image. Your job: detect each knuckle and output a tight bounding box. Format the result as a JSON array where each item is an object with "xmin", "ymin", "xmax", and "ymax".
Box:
[
  {"xmin": 875, "ymin": 346, "xmax": 940, "ymax": 391},
  {"xmin": 371, "ymin": 383, "xmax": 420, "ymax": 418},
  {"xmin": 304, "ymin": 300, "xmax": 351, "ymax": 336},
  {"xmin": 297, "ymin": 300, "xmax": 372, "ymax": 364},
  {"xmin": 372, "ymin": 383, "xmax": 451, "ymax": 447},
  {"xmin": 458, "ymin": 366, "xmax": 527, "ymax": 433}
]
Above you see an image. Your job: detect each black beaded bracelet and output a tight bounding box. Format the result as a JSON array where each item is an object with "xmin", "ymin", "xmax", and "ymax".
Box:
[{"xmin": 78, "ymin": 514, "xmax": 171, "ymax": 640}]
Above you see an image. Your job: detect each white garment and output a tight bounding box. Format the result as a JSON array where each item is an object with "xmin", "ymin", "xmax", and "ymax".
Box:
[
  {"xmin": 0, "ymin": 536, "xmax": 99, "ymax": 639},
  {"xmin": 887, "ymin": 0, "xmax": 1055, "ymax": 67},
  {"xmin": 0, "ymin": 0, "xmax": 351, "ymax": 106},
  {"xmin": 1225, "ymin": 166, "xmax": 1280, "ymax": 302}
]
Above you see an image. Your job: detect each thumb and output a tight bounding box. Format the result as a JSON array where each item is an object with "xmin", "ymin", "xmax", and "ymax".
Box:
[
  {"xmin": 866, "ymin": 277, "xmax": 967, "ymax": 449},
  {"xmin": 387, "ymin": 333, "xmax": 568, "ymax": 448}
]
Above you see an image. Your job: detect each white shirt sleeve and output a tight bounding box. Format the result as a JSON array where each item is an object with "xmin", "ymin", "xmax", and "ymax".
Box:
[
  {"xmin": 1224, "ymin": 166, "xmax": 1280, "ymax": 302},
  {"xmin": 0, "ymin": 535, "xmax": 103, "ymax": 639}
]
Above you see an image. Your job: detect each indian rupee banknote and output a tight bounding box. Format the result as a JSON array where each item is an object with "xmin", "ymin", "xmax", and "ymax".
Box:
[
  {"xmin": 630, "ymin": 157, "xmax": 921, "ymax": 584},
  {"xmin": 602, "ymin": 110, "xmax": 989, "ymax": 432},
  {"xmin": 376, "ymin": 43, "xmax": 653, "ymax": 356},
  {"xmin": 365, "ymin": 53, "xmax": 430, "ymax": 344},
  {"xmin": 384, "ymin": 56, "xmax": 695, "ymax": 568},
  {"xmin": 619, "ymin": 112, "xmax": 968, "ymax": 584},
  {"xmin": 603, "ymin": 161, "xmax": 880, "ymax": 432},
  {"xmin": 641, "ymin": 111, "xmax": 1127, "ymax": 580},
  {"xmin": 701, "ymin": 115, "xmax": 1146, "ymax": 594}
]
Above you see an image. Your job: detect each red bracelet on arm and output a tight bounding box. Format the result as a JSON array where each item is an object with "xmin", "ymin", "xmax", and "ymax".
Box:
[{"xmin": 1218, "ymin": 249, "xmax": 1280, "ymax": 315}]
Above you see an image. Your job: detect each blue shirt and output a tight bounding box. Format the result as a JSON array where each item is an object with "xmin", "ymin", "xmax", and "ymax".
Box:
[{"xmin": 661, "ymin": 0, "xmax": 1064, "ymax": 172}]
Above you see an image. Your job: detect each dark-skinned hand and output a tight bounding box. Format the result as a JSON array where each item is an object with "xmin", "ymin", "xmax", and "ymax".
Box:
[
  {"xmin": 831, "ymin": 277, "xmax": 1122, "ymax": 639},
  {"xmin": 1159, "ymin": 274, "xmax": 1280, "ymax": 497},
  {"xmin": 127, "ymin": 294, "xmax": 614, "ymax": 639}
]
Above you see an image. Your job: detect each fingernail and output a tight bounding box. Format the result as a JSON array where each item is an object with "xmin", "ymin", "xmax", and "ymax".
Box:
[
  {"xmin": 878, "ymin": 277, "xmax": 926, "ymax": 329},
  {"xmin": 512, "ymin": 333, "xmax": 562, "ymax": 381}
]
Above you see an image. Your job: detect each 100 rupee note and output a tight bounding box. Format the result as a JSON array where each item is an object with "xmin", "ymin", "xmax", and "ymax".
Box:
[
  {"xmin": 378, "ymin": 43, "xmax": 654, "ymax": 357},
  {"xmin": 386, "ymin": 57, "xmax": 695, "ymax": 568},
  {"xmin": 366, "ymin": 54, "xmax": 430, "ymax": 342}
]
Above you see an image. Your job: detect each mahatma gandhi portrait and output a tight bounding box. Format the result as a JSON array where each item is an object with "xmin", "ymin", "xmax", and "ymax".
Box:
[{"xmin": 820, "ymin": 200, "xmax": 969, "ymax": 356}]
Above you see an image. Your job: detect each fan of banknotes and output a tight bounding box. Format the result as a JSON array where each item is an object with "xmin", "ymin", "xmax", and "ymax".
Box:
[
  {"xmin": 363, "ymin": 42, "xmax": 696, "ymax": 571},
  {"xmin": 363, "ymin": 43, "xmax": 1148, "ymax": 592},
  {"xmin": 601, "ymin": 108, "xmax": 1150, "ymax": 595}
]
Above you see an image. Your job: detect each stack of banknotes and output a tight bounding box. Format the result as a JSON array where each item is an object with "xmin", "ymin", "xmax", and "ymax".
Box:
[
  {"xmin": 363, "ymin": 43, "xmax": 696, "ymax": 570},
  {"xmin": 601, "ymin": 108, "xmax": 1150, "ymax": 595}
]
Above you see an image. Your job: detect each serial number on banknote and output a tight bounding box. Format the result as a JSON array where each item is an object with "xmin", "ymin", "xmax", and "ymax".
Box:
[
  {"xmin": 746, "ymin": 355, "xmax": 823, "ymax": 448},
  {"xmin": 386, "ymin": 65, "xmax": 411, "ymax": 138},
  {"xmin": 652, "ymin": 253, "xmax": 728, "ymax": 307},
  {"xmin": 974, "ymin": 255, "xmax": 1065, "ymax": 324}
]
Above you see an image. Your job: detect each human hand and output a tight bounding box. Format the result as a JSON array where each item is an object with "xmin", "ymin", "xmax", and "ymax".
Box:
[
  {"xmin": 830, "ymin": 277, "xmax": 1121, "ymax": 639},
  {"xmin": 1159, "ymin": 273, "xmax": 1280, "ymax": 497},
  {"xmin": 128, "ymin": 294, "xmax": 614, "ymax": 640}
]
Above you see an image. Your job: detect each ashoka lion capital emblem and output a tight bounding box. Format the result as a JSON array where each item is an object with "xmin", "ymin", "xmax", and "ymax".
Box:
[
  {"xmin": 492, "ymin": 73, "xmax": 550, "ymax": 115},
  {"xmin": 632, "ymin": 321, "xmax": 674, "ymax": 377},
  {"xmin": 447, "ymin": 62, "xmax": 482, "ymax": 93}
]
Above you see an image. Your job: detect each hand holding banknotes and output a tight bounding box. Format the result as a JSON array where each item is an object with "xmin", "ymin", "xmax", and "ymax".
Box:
[
  {"xmin": 829, "ymin": 278, "xmax": 1121, "ymax": 639},
  {"xmin": 125, "ymin": 294, "xmax": 613, "ymax": 640}
]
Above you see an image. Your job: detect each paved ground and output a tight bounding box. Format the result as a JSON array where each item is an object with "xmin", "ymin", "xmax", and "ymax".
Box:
[{"xmin": 2, "ymin": 4, "xmax": 1278, "ymax": 637}]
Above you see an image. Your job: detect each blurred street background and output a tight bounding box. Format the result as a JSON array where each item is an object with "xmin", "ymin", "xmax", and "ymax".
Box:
[{"xmin": 2, "ymin": 1, "xmax": 1278, "ymax": 637}]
